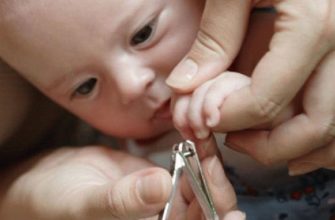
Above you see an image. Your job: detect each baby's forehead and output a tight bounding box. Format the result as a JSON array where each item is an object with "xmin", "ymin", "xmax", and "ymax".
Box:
[
  {"xmin": 1, "ymin": 0, "xmax": 39, "ymax": 16},
  {"xmin": 1, "ymin": 0, "xmax": 84, "ymax": 21},
  {"xmin": 0, "ymin": 0, "xmax": 48, "ymax": 29}
]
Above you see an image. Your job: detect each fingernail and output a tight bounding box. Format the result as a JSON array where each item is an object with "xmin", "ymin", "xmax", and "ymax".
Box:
[
  {"xmin": 206, "ymin": 114, "xmax": 219, "ymax": 128},
  {"xmin": 196, "ymin": 138, "xmax": 211, "ymax": 158},
  {"xmin": 208, "ymin": 155, "xmax": 225, "ymax": 186},
  {"xmin": 195, "ymin": 129, "xmax": 210, "ymax": 140},
  {"xmin": 224, "ymin": 141, "xmax": 247, "ymax": 154},
  {"xmin": 224, "ymin": 211, "xmax": 246, "ymax": 220},
  {"xmin": 166, "ymin": 59, "xmax": 198, "ymax": 88},
  {"xmin": 136, "ymin": 173, "xmax": 166, "ymax": 204}
]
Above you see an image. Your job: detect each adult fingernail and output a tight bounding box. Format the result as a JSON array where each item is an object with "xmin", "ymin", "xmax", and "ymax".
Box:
[
  {"xmin": 208, "ymin": 155, "xmax": 225, "ymax": 186},
  {"xmin": 136, "ymin": 173, "xmax": 168, "ymax": 204},
  {"xmin": 166, "ymin": 59, "xmax": 198, "ymax": 88},
  {"xmin": 224, "ymin": 141, "xmax": 247, "ymax": 154},
  {"xmin": 224, "ymin": 210, "xmax": 246, "ymax": 220}
]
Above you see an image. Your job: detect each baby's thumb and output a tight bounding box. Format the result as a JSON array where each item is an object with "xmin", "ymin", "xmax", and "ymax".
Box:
[
  {"xmin": 86, "ymin": 168, "xmax": 171, "ymax": 219},
  {"xmin": 166, "ymin": 0, "xmax": 252, "ymax": 93}
]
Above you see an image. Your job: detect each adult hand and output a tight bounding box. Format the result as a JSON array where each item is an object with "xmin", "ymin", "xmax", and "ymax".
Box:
[
  {"xmin": 0, "ymin": 146, "xmax": 171, "ymax": 220},
  {"xmin": 167, "ymin": 0, "xmax": 335, "ymax": 175},
  {"xmin": 169, "ymin": 137, "xmax": 246, "ymax": 220},
  {"xmin": 0, "ymin": 144, "xmax": 244, "ymax": 220}
]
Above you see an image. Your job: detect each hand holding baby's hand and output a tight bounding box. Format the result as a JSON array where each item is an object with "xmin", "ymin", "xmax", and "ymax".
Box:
[
  {"xmin": 171, "ymin": 137, "xmax": 245, "ymax": 220},
  {"xmin": 169, "ymin": 0, "xmax": 335, "ymax": 175}
]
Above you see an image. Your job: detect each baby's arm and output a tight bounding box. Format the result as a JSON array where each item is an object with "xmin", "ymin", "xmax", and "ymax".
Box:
[{"xmin": 172, "ymin": 72, "xmax": 250, "ymax": 140}]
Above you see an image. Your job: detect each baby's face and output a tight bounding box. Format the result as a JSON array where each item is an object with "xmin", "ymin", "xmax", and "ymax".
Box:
[{"xmin": 0, "ymin": 0, "xmax": 204, "ymax": 139}]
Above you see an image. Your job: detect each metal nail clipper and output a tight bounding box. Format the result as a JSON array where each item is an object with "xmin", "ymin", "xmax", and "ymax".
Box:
[{"xmin": 158, "ymin": 140, "xmax": 219, "ymax": 220}]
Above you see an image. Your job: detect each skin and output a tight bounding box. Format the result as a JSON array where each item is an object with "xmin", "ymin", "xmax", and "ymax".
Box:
[
  {"xmin": 0, "ymin": 141, "xmax": 242, "ymax": 220},
  {"xmin": 1, "ymin": 0, "xmax": 334, "ymax": 173},
  {"xmin": 172, "ymin": 11, "xmax": 297, "ymax": 145},
  {"xmin": 167, "ymin": 0, "xmax": 335, "ymax": 173},
  {"xmin": 0, "ymin": 0, "xmax": 334, "ymax": 218},
  {"xmin": 0, "ymin": 1, "xmax": 245, "ymax": 219},
  {"xmin": 4, "ymin": 0, "xmax": 332, "ymax": 218},
  {"xmin": 0, "ymin": 0, "xmax": 204, "ymax": 140}
]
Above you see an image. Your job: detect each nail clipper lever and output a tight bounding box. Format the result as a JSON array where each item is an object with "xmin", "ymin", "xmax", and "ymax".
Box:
[{"xmin": 158, "ymin": 140, "xmax": 219, "ymax": 220}]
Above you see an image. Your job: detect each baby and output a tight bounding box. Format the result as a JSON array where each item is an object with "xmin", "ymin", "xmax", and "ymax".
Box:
[
  {"xmin": 0, "ymin": 0, "xmax": 334, "ymax": 220},
  {"xmin": 0, "ymin": 1, "xmax": 243, "ymax": 219}
]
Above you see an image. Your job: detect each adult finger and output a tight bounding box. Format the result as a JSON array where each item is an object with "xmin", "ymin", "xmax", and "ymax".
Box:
[
  {"xmin": 179, "ymin": 138, "xmax": 222, "ymax": 204},
  {"xmin": 202, "ymin": 155, "xmax": 238, "ymax": 217},
  {"xmin": 215, "ymin": 0, "xmax": 335, "ymax": 131},
  {"xmin": 166, "ymin": 0, "xmax": 252, "ymax": 92},
  {"xmin": 84, "ymin": 168, "xmax": 171, "ymax": 219},
  {"xmin": 179, "ymin": 153, "xmax": 240, "ymax": 219},
  {"xmin": 288, "ymin": 140, "xmax": 335, "ymax": 175},
  {"xmin": 225, "ymin": 49, "xmax": 335, "ymax": 166}
]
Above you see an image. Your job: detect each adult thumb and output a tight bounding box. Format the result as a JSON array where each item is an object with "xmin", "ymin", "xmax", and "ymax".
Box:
[
  {"xmin": 86, "ymin": 168, "xmax": 172, "ymax": 220},
  {"xmin": 166, "ymin": 0, "xmax": 252, "ymax": 93}
]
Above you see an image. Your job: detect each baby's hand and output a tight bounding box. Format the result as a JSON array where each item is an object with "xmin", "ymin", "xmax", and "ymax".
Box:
[{"xmin": 172, "ymin": 72, "xmax": 250, "ymax": 140}]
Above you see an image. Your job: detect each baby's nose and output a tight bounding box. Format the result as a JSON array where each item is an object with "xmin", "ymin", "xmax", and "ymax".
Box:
[{"xmin": 114, "ymin": 66, "xmax": 155, "ymax": 104}]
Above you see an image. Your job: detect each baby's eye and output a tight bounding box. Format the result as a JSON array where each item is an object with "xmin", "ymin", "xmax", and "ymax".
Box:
[
  {"xmin": 73, "ymin": 78, "xmax": 97, "ymax": 97},
  {"xmin": 131, "ymin": 22, "xmax": 154, "ymax": 46}
]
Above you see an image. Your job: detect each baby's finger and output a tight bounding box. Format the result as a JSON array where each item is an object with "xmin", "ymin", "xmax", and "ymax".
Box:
[
  {"xmin": 188, "ymin": 80, "xmax": 213, "ymax": 140},
  {"xmin": 203, "ymin": 72, "xmax": 250, "ymax": 128},
  {"xmin": 172, "ymin": 94, "xmax": 195, "ymax": 139},
  {"xmin": 85, "ymin": 168, "xmax": 171, "ymax": 219},
  {"xmin": 215, "ymin": 0, "xmax": 334, "ymax": 132}
]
